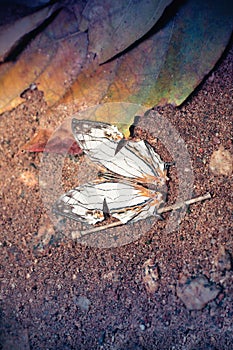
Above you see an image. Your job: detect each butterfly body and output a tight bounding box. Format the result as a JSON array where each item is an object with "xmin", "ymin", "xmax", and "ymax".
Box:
[{"xmin": 54, "ymin": 119, "xmax": 168, "ymax": 226}]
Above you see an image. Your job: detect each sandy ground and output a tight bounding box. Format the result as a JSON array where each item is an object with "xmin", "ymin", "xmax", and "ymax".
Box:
[{"xmin": 0, "ymin": 36, "xmax": 233, "ymax": 350}]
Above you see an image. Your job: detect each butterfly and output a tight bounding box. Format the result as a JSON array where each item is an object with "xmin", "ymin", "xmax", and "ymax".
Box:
[{"xmin": 53, "ymin": 119, "xmax": 170, "ymax": 229}]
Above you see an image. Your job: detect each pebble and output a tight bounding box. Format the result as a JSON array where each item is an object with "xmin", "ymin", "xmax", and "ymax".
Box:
[
  {"xmin": 176, "ymin": 274, "xmax": 221, "ymax": 310},
  {"xmin": 139, "ymin": 324, "xmax": 146, "ymax": 331},
  {"xmin": 75, "ymin": 295, "xmax": 91, "ymax": 312},
  {"xmin": 142, "ymin": 258, "xmax": 160, "ymax": 294},
  {"xmin": 209, "ymin": 145, "xmax": 233, "ymax": 175},
  {"xmin": 214, "ymin": 246, "xmax": 232, "ymax": 272}
]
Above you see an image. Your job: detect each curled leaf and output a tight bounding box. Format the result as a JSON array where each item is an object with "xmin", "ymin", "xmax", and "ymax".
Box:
[{"xmin": 0, "ymin": 3, "xmax": 61, "ymax": 63}]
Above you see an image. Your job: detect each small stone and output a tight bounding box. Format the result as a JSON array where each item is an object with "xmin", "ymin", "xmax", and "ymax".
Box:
[
  {"xmin": 139, "ymin": 324, "xmax": 146, "ymax": 331},
  {"xmin": 37, "ymin": 222, "xmax": 55, "ymax": 239},
  {"xmin": 214, "ymin": 246, "xmax": 232, "ymax": 272},
  {"xmin": 176, "ymin": 274, "xmax": 221, "ymax": 310},
  {"xmin": 142, "ymin": 258, "xmax": 160, "ymax": 293},
  {"xmin": 75, "ymin": 295, "xmax": 91, "ymax": 312},
  {"xmin": 19, "ymin": 171, "xmax": 38, "ymax": 187},
  {"xmin": 209, "ymin": 145, "xmax": 233, "ymax": 175}
]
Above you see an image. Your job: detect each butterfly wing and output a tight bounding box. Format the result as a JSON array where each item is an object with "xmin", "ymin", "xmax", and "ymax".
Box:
[
  {"xmin": 54, "ymin": 119, "xmax": 168, "ymax": 226},
  {"xmin": 72, "ymin": 119, "xmax": 167, "ymax": 183},
  {"xmin": 54, "ymin": 180, "xmax": 164, "ymax": 225}
]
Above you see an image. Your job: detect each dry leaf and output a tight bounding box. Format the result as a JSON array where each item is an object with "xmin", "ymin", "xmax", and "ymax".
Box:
[
  {"xmin": 0, "ymin": 0, "xmax": 232, "ymax": 115},
  {"xmin": 81, "ymin": 0, "xmax": 173, "ymax": 63},
  {"xmin": 0, "ymin": 3, "xmax": 61, "ymax": 62},
  {"xmin": 21, "ymin": 127, "xmax": 82, "ymax": 155}
]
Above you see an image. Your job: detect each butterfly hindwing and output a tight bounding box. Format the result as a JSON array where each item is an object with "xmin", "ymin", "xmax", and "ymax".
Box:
[{"xmin": 54, "ymin": 181, "xmax": 164, "ymax": 225}]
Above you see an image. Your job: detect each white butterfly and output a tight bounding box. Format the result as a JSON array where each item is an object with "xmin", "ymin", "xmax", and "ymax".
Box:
[{"xmin": 54, "ymin": 119, "xmax": 169, "ymax": 227}]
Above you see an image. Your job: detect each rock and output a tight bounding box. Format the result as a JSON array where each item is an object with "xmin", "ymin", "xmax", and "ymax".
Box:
[
  {"xmin": 214, "ymin": 246, "xmax": 232, "ymax": 272},
  {"xmin": 19, "ymin": 170, "xmax": 38, "ymax": 187},
  {"xmin": 209, "ymin": 145, "xmax": 233, "ymax": 175},
  {"xmin": 75, "ymin": 295, "xmax": 91, "ymax": 312},
  {"xmin": 34, "ymin": 217, "xmax": 55, "ymax": 248},
  {"xmin": 176, "ymin": 274, "xmax": 221, "ymax": 310},
  {"xmin": 142, "ymin": 258, "xmax": 160, "ymax": 294},
  {"xmin": 139, "ymin": 323, "xmax": 146, "ymax": 331}
]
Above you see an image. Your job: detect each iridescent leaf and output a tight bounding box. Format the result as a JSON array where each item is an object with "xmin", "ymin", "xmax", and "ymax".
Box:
[
  {"xmin": 63, "ymin": 0, "xmax": 233, "ymax": 107},
  {"xmin": 80, "ymin": 0, "xmax": 173, "ymax": 63},
  {"xmin": 0, "ymin": 0, "xmax": 232, "ymax": 115},
  {"xmin": 145, "ymin": 0, "xmax": 233, "ymax": 105}
]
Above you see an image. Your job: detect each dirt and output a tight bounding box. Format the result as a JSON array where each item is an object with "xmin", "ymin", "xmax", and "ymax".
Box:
[{"xmin": 0, "ymin": 40, "xmax": 233, "ymax": 350}]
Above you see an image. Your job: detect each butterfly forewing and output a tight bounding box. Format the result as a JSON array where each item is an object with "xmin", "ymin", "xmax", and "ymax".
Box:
[{"xmin": 72, "ymin": 119, "xmax": 167, "ymax": 181}]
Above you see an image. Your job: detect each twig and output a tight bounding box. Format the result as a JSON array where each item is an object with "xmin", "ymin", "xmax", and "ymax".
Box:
[
  {"xmin": 78, "ymin": 192, "xmax": 211, "ymax": 236},
  {"xmin": 157, "ymin": 192, "xmax": 211, "ymax": 214},
  {"xmin": 79, "ymin": 221, "xmax": 124, "ymax": 235}
]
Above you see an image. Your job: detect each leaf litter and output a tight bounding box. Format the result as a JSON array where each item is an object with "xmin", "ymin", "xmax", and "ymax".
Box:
[{"xmin": 0, "ymin": 4, "xmax": 232, "ymax": 350}]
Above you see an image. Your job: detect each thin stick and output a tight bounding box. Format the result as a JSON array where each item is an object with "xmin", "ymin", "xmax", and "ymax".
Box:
[
  {"xmin": 78, "ymin": 192, "xmax": 211, "ymax": 236},
  {"xmin": 157, "ymin": 192, "xmax": 211, "ymax": 214},
  {"xmin": 79, "ymin": 221, "xmax": 124, "ymax": 235}
]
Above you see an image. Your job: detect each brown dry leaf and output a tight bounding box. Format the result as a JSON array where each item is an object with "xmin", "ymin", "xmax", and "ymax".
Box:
[
  {"xmin": 176, "ymin": 274, "xmax": 221, "ymax": 310},
  {"xmin": 21, "ymin": 127, "xmax": 82, "ymax": 155},
  {"xmin": 0, "ymin": 3, "xmax": 88, "ymax": 113},
  {"xmin": 209, "ymin": 145, "xmax": 233, "ymax": 176},
  {"xmin": 21, "ymin": 129, "xmax": 53, "ymax": 152}
]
